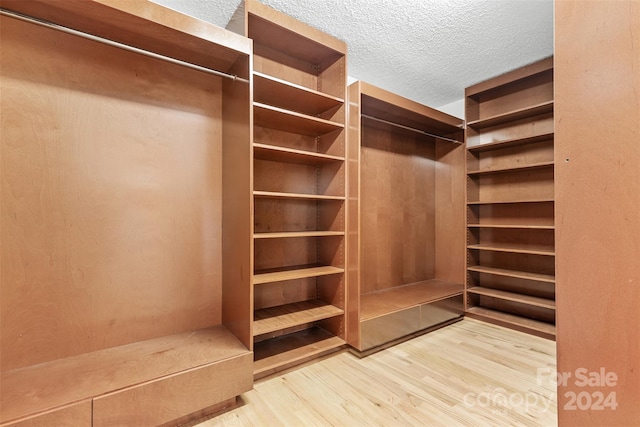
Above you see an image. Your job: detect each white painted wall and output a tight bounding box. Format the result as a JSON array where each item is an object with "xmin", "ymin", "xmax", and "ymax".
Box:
[{"xmin": 436, "ymin": 98, "xmax": 465, "ymax": 120}]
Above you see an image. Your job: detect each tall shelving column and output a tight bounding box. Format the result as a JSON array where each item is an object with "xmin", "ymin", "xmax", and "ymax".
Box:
[
  {"xmin": 464, "ymin": 57, "xmax": 556, "ymax": 340},
  {"xmin": 230, "ymin": 0, "xmax": 348, "ymax": 379}
]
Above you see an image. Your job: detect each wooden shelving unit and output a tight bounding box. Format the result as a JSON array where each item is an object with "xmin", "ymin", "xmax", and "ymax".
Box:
[
  {"xmin": 229, "ymin": 0, "xmax": 348, "ymax": 378},
  {"xmin": 347, "ymin": 81, "xmax": 466, "ymax": 353},
  {"xmin": 0, "ymin": 1, "xmax": 253, "ymax": 425},
  {"xmin": 465, "ymin": 57, "xmax": 556, "ymax": 340}
]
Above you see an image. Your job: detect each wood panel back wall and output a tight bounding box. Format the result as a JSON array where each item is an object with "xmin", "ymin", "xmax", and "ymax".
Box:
[{"xmin": 360, "ymin": 120, "xmax": 436, "ymax": 293}]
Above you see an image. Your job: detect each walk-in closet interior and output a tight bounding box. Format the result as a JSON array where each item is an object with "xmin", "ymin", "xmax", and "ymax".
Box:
[{"xmin": 1, "ymin": 0, "xmax": 637, "ymax": 426}]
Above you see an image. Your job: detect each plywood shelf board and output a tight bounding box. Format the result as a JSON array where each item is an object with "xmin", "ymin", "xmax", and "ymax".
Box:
[
  {"xmin": 465, "ymin": 306, "xmax": 556, "ymax": 337},
  {"xmin": 254, "ymin": 265, "xmax": 344, "ymax": 285},
  {"xmin": 253, "ymin": 191, "xmax": 345, "ymax": 201},
  {"xmin": 254, "ymin": 102, "xmax": 344, "ymax": 136},
  {"xmin": 467, "ymin": 101, "xmax": 554, "ymax": 129},
  {"xmin": 360, "ymin": 280, "xmax": 464, "ymax": 321},
  {"xmin": 0, "ymin": 326, "xmax": 249, "ymax": 423},
  {"xmin": 253, "ymin": 143, "xmax": 344, "ymax": 164},
  {"xmin": 467, "ymin": 244, "xmax": 555, "ymax": 256},
  {"xmin": 467, "ymin": 161, "xmax": 554, "ymax": 175},
  {"xmin": 468, "ymin": 287, "xmax": 556, "ymax": 310},
  {"xmin": 246, "ymin": 0, "xmax": 346, "ymax": 65},
  {"xmin": 467, "ymin": 224, "xmax": 555, "ymax": 230},
  {"xmin": 1, "ymin": 0, "xmax": 251, "ymax": 74},
  {"xmin": 467, "ymin": 132, "xmax": 554, "ymax": 152},
  {"xmin": 254, "ymin": 231, "xmax": 345, "ymax": 239},
  {"xmin": 253, "ymin": 328, "xmax": 345, "ymax": 378},
  {"xmin": 359, "ymin": 82, "xmax": 463, "ymax": 134},
  {"xmin": 253, "ymin": 300, "xmax": 344, "ymax": 336},
  {"xmin": 465, "ymin": 57, "xmax": 554, "ymax": 97},
  {"xmin": 467, "ymin": 198, "xmax": 555, "ymax": 205},
  {"xmin": 467, "ymin": 265, "xmax": 555, "ymax": 283},
  {"xmin": 254, "ymin": 72, "xmax": 343, "ymax": 116}
]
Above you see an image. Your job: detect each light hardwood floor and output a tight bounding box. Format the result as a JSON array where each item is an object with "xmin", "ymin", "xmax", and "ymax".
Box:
[{"xmin": 193, "ymin": 319, "xmax": 557, "ymax": 426}]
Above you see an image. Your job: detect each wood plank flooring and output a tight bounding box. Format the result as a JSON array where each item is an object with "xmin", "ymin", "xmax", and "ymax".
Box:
[{"xmin": 192, "ymin": 319, "xmax": 557, "ymax": 426}]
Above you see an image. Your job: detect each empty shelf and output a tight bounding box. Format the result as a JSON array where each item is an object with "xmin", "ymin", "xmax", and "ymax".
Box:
[
  {"xmin": 466, "ymin": 306, "xmax": 555, "ymax": 339},
  {"xmin": 254, "ymin": 265, "xmax": 344, "ymax": 285},
  {"xmin": 254, "ymin": 72, "xmax": 344, "ymax": 116},
  {"xmin": 467, "ymin": 265, "xmax": 555, "ymax": 283},
  {"xmin": 254, "ymin": 102, "xmax": 344, "ymax": 136},
  {"xmin": 254, "ymin": 231, "xmax": 344, "ymax": 239},
  {"xmin": 253, "ymin": 300, "xmax": 344, "ymax": 336},
  {"xmin": 253, "ymin": 327, "xmax": 345, "ymax": 379},
  {"xmin": 467, "ymin": 198, "xmax": 554, "ymax": 205},
  {"xmin": 467, "ymin": 224, "xmax": 554, "ymax": 230},
  {"xmin": 467, "ymin": 132, "xmax": 554, "ymax": 152},
  {"xmin": 254, "ymin": 143, "xmax": 344, "ymax": 165},
  {"xmin": 467, "ymin": 101, "xmax": 554, "ymax": 129},
  {"xmin": 467, "ymin": 161, "xmax": 554, "ymax": 175},
  {"xmin": 253, "ymin": 191, "xmax": 345, "ymax": 201},
  {"xmin": 467, "ymin": 243, "xmax": 555, "ymax": 256},
  {"xmin": 467, "ymin": 287, "xmax": 555, "ymax": 310}
]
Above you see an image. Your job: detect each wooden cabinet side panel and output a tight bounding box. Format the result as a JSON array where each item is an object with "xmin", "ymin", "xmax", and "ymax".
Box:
[
  {"xmin": 435, "ymin": 140, "xmax": 466, "ymax": 284},
  {"xmin": 221, "ymin": 57, "xmax": 253, "ymax": 348},
  {"xmin": 555, "ymin": 1, "xmax": 640, "ymax": 425},
  {"xmin": 346, "ymin": 82, "xmax": 361, "ymax": 348}
]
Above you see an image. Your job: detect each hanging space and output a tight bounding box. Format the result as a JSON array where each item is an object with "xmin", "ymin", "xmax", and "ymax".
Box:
[
  {"xmin": 0, "ymin": 1, "xmax": 253, "ymax": 426},
  {"xmin": 347, "ymin": 81, "xmax": 466, "ymax": 354}
]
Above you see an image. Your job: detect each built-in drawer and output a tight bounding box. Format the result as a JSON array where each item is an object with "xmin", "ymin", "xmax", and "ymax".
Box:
[
  {"xmin": 360, "ymin": 295, "xmax": 463, "ymax": 351},
  {"xmin": 1, "ymin": 401, "xmax": 91, "ymax": 427},
  {"xmin": 92, "ymin": 352, "xmax": 253, "ymax": 427}
]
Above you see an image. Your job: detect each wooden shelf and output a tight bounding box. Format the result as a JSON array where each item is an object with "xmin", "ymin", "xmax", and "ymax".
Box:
[
  {"xmin": 253, "ymin": 300, "xmax": 344, "ymax": 336},
  {"xmin": 467, "ymin": 224, "xmax": 554, "ymax": 230},
  {"xmin": 468, "ymin": 287, "xmax": 555, "ymax": 310},
  {"xmin": 467, "ymin": 161, "xmax": 554, "ymax": 175},
  {"xmin": 254, "ymin": 72, "xmax": 343, "ymax": 116},
  {"xmin": 467, "ymin": 132, "xmax": 554, "ymax": 152},
  {"xmin": 467, "ymin": 101, "xmax": 554, "ymax": 129},
  {"xmin": 254, "ymin": 231, "xmax": 344, "ymax": 239},
  {"xmin": 466, "ymin": 306, "xmax": 555, "ymax": 339},
  {"xmin": 254, "ymin": 143, "xmax": 344, "ymax": 165},
  {"xmin": 253, "ymin": 191, "xmax": 345, "ymax": 201},
  {"xmin": 0, "ymin": 326, "xmax": 250, "ymax": 423},
  {"xmin": 253, "ymin": 327, "xmax": 345, "ymax": 379},
  {"xmin": 247, "ymin": 2, "xmax": 345, "ymax": 66},
  {"xmin": 467, "ymin": 243, "xmax": 555, "ymax": 256},
  {"xmin": 360, "ymin": 279, "xmax": 463, "ymax": 321},
  {"xmin": 254, "ymin": 265, "xmax": 344, "ymax": 285},
  {"xmin": 254, "ymin": 102, "xmax": 344, "ymax": 136},
  {"xmin": 467, "ymin": 198, "xmax": 554, "ymax": 205},
  {"xmin": 467, "ymin": 265, "xmax": 555, "ymax": 283}
]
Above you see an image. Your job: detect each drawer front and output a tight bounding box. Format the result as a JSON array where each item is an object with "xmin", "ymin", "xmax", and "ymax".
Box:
[
  {"xmin": 420, "ymin": 294, "xmax": 464, "ymax": 329},
  {"xmin": 92, "ymin": 352, "xmax": 253, "ymax": 427},
  {"xmin": 1, "ymin": 401, "xmax": 91, "ymax": 427},
  {"xmin": 360, "ymin": 306, "xmax": 420, "ymax": 350}
]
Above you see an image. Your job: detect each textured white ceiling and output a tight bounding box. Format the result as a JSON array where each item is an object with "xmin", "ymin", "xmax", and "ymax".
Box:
[{"xmin": 152, "ymin": 0, "xmax": 553, "ymax": 113}]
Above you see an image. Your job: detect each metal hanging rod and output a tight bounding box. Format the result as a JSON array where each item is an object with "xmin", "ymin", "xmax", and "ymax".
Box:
[
  {"xmin": 0, "ymin": 8, "xmax": 250, "ymax": 84},
  {"xmin": 361, "ymin": 114, "xmax": 463, "ymax": 144}
]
